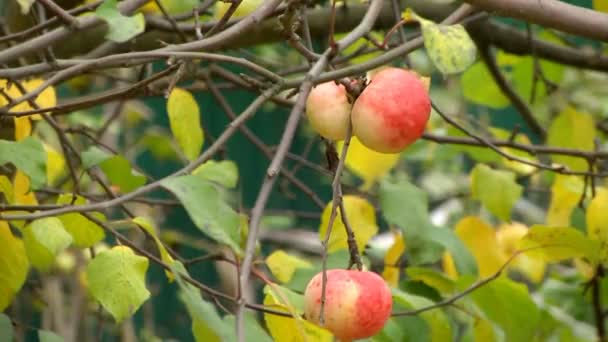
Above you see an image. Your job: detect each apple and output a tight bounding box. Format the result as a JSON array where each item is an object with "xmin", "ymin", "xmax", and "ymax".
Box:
[
  {"xmin": 351, "ymin": 67, "xmax": 431, "ymax": 153},
  {"xmin": 305, "ymin": 81, "xmax": 352, "ymax": 140},
  {"xmin": 304, "ymin": 269, "xmax": 392, "ymax": 341}
]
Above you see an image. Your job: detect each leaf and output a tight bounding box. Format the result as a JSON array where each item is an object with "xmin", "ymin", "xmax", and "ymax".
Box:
[
  {"xmin": 459, "ymin": 276, "xmax": 540, "ymax": 342},
  {"xmin": 0, "ymin": 175, "xmax": 13, "ymax": 203},
  {"xmin": 214, "ymin": 0, "xmax": 263, "ymax": 19},
  {"xmin": 96, "ymin": 0, "xmax": 145, "ymax": 43},
  {"xmin": 22, "ymin": 218, "xmax": 73, "ymax": 272},
  {"xmin": 56, "ymin": 194, "xmax": 105, "ymax": 248},
  {"xmin": 0, "ymin": 137, "xmax": 46, "ymax": 189},
  {"xmin": 133, "ymin": 216, "xmax": 175, "ymax": 281},
  {"xmin": 16, "ymin": 0, "xmax": 35, "ymax": 14},
  {"xmin": 0, "ymin": 79, "xmax": 56, "ymax": 119},
  {"xmin": 142, "ymin": 0, "xmax": 200, "ymax": 15},
  {"xmin": 489, "ymin": 128, "xmax": 537, "ymax": 174},
  {"xmin": 496, "ymin": 222, "xmax": 546, "ymax": 283},
  {"xmin": 167, "ymin": 88, "xmax": 204, "ymax": 161},
  {"xmin": 519, "ymin": 225, "xmax": 600, "ymax": 263},
  {"xmin": 263, "ymin": 285, "xmax": 333, "ymax": 342},
  {"xmin": 470, "ymin": 164, "xmax": 523, "ymax": 221},
  {"xmin": 454, "ymin": 216, "xmax": 506, "ymax": 277},
  {"xmin": 547, "ymin": 106, "xmax": 596, "ymax": 172},
  {"xmin": 546, "ymin": 175, "xmax": 585, "ymax": 226},
  {"xmin": 594, "ymin": 0, "xmax": 608, "ymax": 12},
  {"xmin": 410, "ymin": 11, "xmax": 476, "ymax": 74},
  {"xmin": 0, "ymin": 221, "xmax": 29, "ymax": 311},
  {"xmin": 586, "ymin": 187, "xmax": 608, "ymax": 265},
  {"xmin": 161, "ymin": 175, "xmax": 241, "ymax": 253},
  {"xmin": 425, "ymin": 226, "xmax": 478, "ymax": 276},
  {"xmin": 81, "ymin": 146, "xmax": 112, "ymax": 169},
  {"xmin": 406, "ymin": 267, "xmax": 455, "ymax": 293},
  {"xmin": 266, "ymin": 250, "xmax": 312, "ymax": 283},
  {"xmin": 392, "ymin": 289, "xmax": 452, "ymax": 342},
  {"xmin": 99, "ymin": 155, "xmax": 146, "ymax": 193},
  {"xmin": 337, "ymin": 136, "xmax": 400, "ymax": 190},
  {"xmin": 223, "ymin": 314, "xmax": 272, "ymax": 342},
  {"xmin": 460, "ymin": 61, "xmax": 509, "ymax": 109},
  {"xmin": 86, "ymin": 246, "xmax": 150, "ymax": 322},
  {"xmin": 38, "ymin": 330, "xmax": 64, "ymax": 342},
  {"xmin": 193, "ymin": 160, "xmax": 239, "ymax": 188},
  {"xmin": 0, "ymin": 313, "xmax": 13, "ymax": 341},
  {"xmin": 472, "ymin": 319, "xmax": 497, "ymax": 342},
  {"xmin": 170, "ymin": 262, "xmax": 235, "ymax": 342},
  {"xmin": 14, "ymin": 117, "xmax": 31, "ymax": 141},
  {"xmin": 382, "ymin": 230, "xmax": 406, "ymax": 287},
  {"xmin": 44, "ymin": 144, "xmax": 66, "ymax": 186},
  {"xmin": 318, "ymin": 195, "xmax": 378, "ymax": 253},
  {"xmin": 13, "ymin": 170, "xmax": 38, "ymax": 206},
  {"xmin": 337, "ymin": 31, "xmax": 384, "ymax": 65}
]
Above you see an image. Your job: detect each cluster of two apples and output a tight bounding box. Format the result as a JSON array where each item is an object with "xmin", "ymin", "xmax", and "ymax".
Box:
[{"xmin": 303, "ymin": 68, "xmax": 431, "ymax": 341}]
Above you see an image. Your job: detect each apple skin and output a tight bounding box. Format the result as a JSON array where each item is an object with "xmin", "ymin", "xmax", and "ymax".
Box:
[
  {"xmin": 305, "ymin": 82, "xmax": 352, "ymax": 140},
  {"xmin": 352, "ymin": 67, "xmax": 431, "ymax": 153},
  {"xmin": 304, "ymin": 269, "xmax": 392, "ymax": 341}
]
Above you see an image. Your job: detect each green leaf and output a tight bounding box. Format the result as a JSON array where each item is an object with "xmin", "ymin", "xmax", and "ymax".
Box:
[
  {"xmin": 547, "ymin": 106, "xmax": 596, "ymax": 172},
  {"xmin": 425, "ymin": 225, "xmax": 478, "ymax": 276},
  {"xmin": 132, "ymin": 216, "xmax": 175, "ymax": 281},
  {"xmin": 266, "ymin": 250, "xmax": 312, "ymax": 283},
  {"xmin": 0, "ymin": 313, "xmax": 13, "ymax": 341},
  {"xmin": 23, "ymin": 218, "xmax": 73, "ymax": 271},
  {"xmin": 81, "ymin": 146, "xmax": 112, "ymax": 169},
  {"xmin": 224, "ymin": 314, "xmax": 272, "ymax": 342},
  {"xmin": 86, "ymin": 246, "xmax": 150, "ymax": 322},
  {"xmin": 410, "ymin": 11, "xmax": 476, "ymax": 74},
  {"xmin": 459, "ymin": 276, "xmax": 540, "ymax": 342},
  {"xmin": 99, "ymin": 155, "xmax": 146, "ymax": 193},
  {"xmin": 171, "ymin": 262, "xmax": 235, "ymax": 342},
  {"xmin": 0, "ymin": 222, "xmax": 29, "ymax": 311},
  {"xmin": 193, "ymin": 160, "xmax": 239, "ymax": 188},
  {"xmin": 139, "ymin": 129, "xmax": 179, "ymax": 161},
  {"xmin": 447, "ymin": 126, "xmax": 502, "ymax": 163},
  {"xmin": 406, "ymin": 267, "xmax": 456, "ymax": 293},
  {"xmin": 16, "ymin": 0, "xmax": 35, "ymax": 14},
  {"xmin": 519, "ymin": 225, "xmax": 600, "ymax": 264},
  {"xmin": 167, "ymin": 88, "xmax": 204, "ymax": 161},
  {"xmin": 392, "ymin": 289, "xmax": 452, "ymax": 342},
  {"xmin": 161, "ymin": 175, "xmax": 241, "ymax": 253},
  {"xmin": 586, "ymin": 188, "xmax": 608, "ymax": 265},
  {"xmin": 0, "ymin": 137, "xmax": 46, "ymax": 189},
  {"xmin": 0, "ymin": 175, "xmax": 14, "ymax": 203},
  {"xmin": 56, "ymin": 194, "xmax": 105, "ymax": 248},
  {"xmin": 460, "ymin": 61, "xmax": 509, "ymax": 109},
  {"xmin": 96, "ymin": 0, "xmax": 145, "ymax": 43},
  {"xmin": 471, "ymin": 164, "xmax": 523, "ymax": 221},
  {"xmin": 38, "ymin": 330, "xmax": 64, "ymax": 342}
]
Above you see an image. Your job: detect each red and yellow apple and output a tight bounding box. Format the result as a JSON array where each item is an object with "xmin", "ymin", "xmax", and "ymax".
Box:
[
  {"xmin": 305, "ymin": 81, "xmax": 352, "ymax": 140},
  {"xmin": 352, "ymin": 67, "xmax": 431, "ymax": 153},
  {"xmin": 304, "ymin": 269, "xmax": 392, "ymax": 341}
]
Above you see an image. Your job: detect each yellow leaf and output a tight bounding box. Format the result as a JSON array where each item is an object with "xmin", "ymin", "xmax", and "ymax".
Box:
[
  {"xmin": 263, "ymin": 286, "xmax": 332, "ymax": 342},
  {"xmin": 0, "ymin": 221, "xmax": 29, "ymax": 311},
  {"xmin": 455, "ymin": 216, "xmax": 506, "ymax": 278},
  {"xmin": 318, "ymin": 195, "xmax": 378, "ymax": 253},
  {"xmin": 0, "ymin": 175, "xmax": 14, "ymax": 203},
  {"xmin": 546, "ymin": 175, "xmax": 584, "ymax": 226},
  {"xmin": 473, "ymin": 318, "xmax": 497, "ymax": 342},
  {"xmin": 382, "ymin": 230, "xmax": 405, "ymax": 287},
  {"xmin": 56, "ymin": 194, "xmax": 105, "ymax": 248},
  {"xmin": 214, "ymin": 0, "xmax": 263, "ymax": 19},
  {"xmin": 496, "ymin": 222, "xmax": 546, "ymax": 283},
  {"xmin": 337, "ymin": 136, "xmax": 400, "ymax": 190},
  {"xmin": 586, "ymin": 187, "xmax": 608, "ymax": 264},
  {"xmin": 133, "ymin": 216, "xmax": 175, "ymax": 281},
  {"xmin": 442, "ymin": 251, "xmax": 458, "ymax": 279},
  {"xmin": 0, "ymin": 79, "xmax": 56, "ymax": 119},
  {"xmin": 547, "ymin": 106, "xmax": 596, "ymax": 172},
  {"xmin": 266, "ymin": 250, "xmax": 312, "ymax": 283},
  {"xmin": 13, "ymin": 170, "xmax": 37, "ymax": 206},
  {"xmin": 594, "ymin": 0, "xmax": 608, "ymax": 13},
  {"xmin": 166, "ymin": 88, "xmax": 204, "ymax": 161},
  {"xmin": 44, "ymin": 144, "xmax": 66, "ymax": 186},
  {"xmin": 14, "ymin": 116, "xmax": 31, "ymax": 141}
]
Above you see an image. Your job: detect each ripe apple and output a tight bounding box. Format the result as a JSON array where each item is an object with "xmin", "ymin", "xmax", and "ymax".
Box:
[
  {"xmin": 351, "ymin": 67, "xmax": 431, "ymax": 153},
  {"xmin": 304, "ymin": 269, "xmax": 392, "ymax": 341},
  {"xmin": 305, "ymin": 81, "xmax": 352, "ymax": 140}
]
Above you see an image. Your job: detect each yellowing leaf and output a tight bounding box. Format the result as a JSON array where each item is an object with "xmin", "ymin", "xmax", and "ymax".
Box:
[
  {"xmin": 382, "ymin": 230, "xmax": 405, "ymax": 287},
  {"xmin": 519, "ymin": 225, "xmax": 600, "ymax": 264},
  {"xmin": 337, "ymin": 136, "xmax": 400, "ymax": 190},
  {"xmin": 406, "ymin": 267, "xmax": 455, "ymax": 293},
  {"xmin": 473, "ymin": 318, "xmax": 497, "ymax": 342},
  {"xmin": 133, "ymin": 216, "xmax": 175, "ymax": 281},
  {"xmin": 214, "ymin": 0, "xmax": 263, "ymax": 19},
  {"xmin": 14, "ymin": 117, "xmax": 31, "ymax": 141},
  {"xmin": 496, "ymin": 223, "xmax": 546, "ymax": 283},
  {"xmin": 263, "ymin": 285, "xmax": 332, "ymax": 342},
  {"xmin": 44, "ymin": 144, "xmax": 66, "ymax": 186},
  {"xmin": 13, "ymin": 170, "xmax": 37, "ymax": 205},
  {"xmin": 586, "ymin": 187, "xmax": 608, "ymax": 264},
  {"xmin": 96, "ymin": 0, "xmax": 145, "ymax": 43},
  {"xmin": 455, "ymin": 216, "xmax": 506, "ymax": 277},
  {"xmin": 409, "ymin": 11, "xmax": 476, "ymax": 74},
  {"xmin": 318, "ymin": 195, "xmax": 378, "ymax": 253},
  {"xmin": 22, "ymin": 217, "xmax": 73, "ymax": 271},
  {"xmin": 86, "ymin": 246, "xmax": 150, "ymax": 322},
  {"xmin": 266, "ymin": 250, "xmax": 312, "ymax": 283},
  {"xmin": 594, "ymin": 0, "xmax": 608, "ymax": 12},
  {"xmin": 547, "ymin": 106, "xmax": 596, "ymax": 171},
  {"xmin": 0, "ymin": 79, "xmax": 56, "ymax": 119},
  {"xmin": 470, "ymin": 164, "xmax": 523, "ymax": 221},
  {"xmin": 489, "ymin": 128, "xmax": 536, "ymax": 174},
  {"xmin": 0, "ymin": 176, "xmax": 14, "ymax": 203},
  {"xmin": 167, "ymin": 88, "xmax": 204, "ymax": 161},
  {"xmin": 193, "ymin": 160, "xmax": 239, "ymax": 188},
  {"xmin": 546, "ymin": 175, "xmax": 584, "ymax": 226},
  {"xmin": 56, "ymin": 194, "xmax": 105, "ymax": 248},
  {"xmin": 442, "ymin": 251, "xmax": 458, "ymax": 279},
  {"xmin": 0, "ymin": 221, "xmax": 29, "ymax": 311}
]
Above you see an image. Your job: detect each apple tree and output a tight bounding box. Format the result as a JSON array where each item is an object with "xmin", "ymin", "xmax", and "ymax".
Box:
[{"xmin": 1, "ymin": 0, "xmax": 608, "ymax": 341}]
